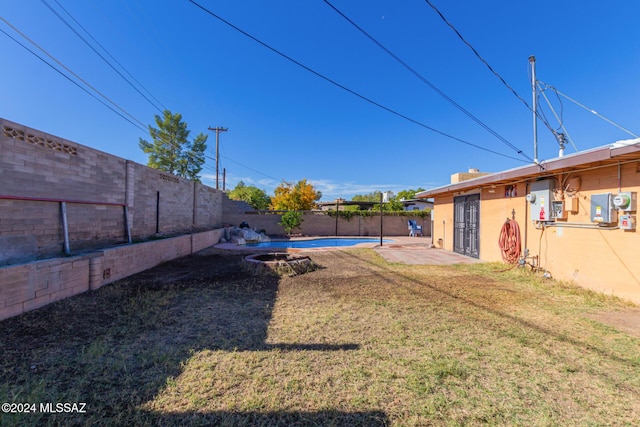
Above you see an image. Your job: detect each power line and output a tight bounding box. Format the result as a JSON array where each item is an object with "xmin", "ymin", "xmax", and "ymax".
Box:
[
  {"xmin": 0, "ymin": 25, "xmax": 147, "ymax": 132},
  {"xmin": 424, "ymin": 0, "xmax": 533, "ymax": 113},
  {"xmin": 187, "ymin": 0, "xmax": 528, "ymax": 163},
  {"xmin": 0, "ymin": 15, "xmax": 222, "ymax": 179},
  {"xmin": 538, "ymin": 81, "xmax": 639, "ymax": 139},
  {"xmin": 536, "ymin": 82, "xmax": 579, "ymax": 153},
  {"xmin": 424, "ymin": 0, "xmax": 566, "ymax": 152},
  {"xmin": 323, "ymin": 0, "xmax": 532, "ymax": 162},
  {"xmin": 0, "ymin": 15, "xmax": 147, "ymax": 130},
  {"xmin": 42, "ymin": 0, "xmax": 166, "ymax": 113},
  {"xmin": 219, "ymin": 154, "xmax": 282, "ymax": 183},
  {"xmin": 48, "ymin": 0, "xmax": 167, "ymax": 112}
]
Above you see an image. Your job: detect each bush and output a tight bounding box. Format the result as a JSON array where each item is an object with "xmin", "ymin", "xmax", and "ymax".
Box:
[{"xmin": 279, "ymin": 211, "xmax": 303, "ymax": 235}]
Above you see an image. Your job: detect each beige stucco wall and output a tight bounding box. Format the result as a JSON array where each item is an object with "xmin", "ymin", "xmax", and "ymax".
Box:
[{"xmin": 431, "ymin": 164, "xmax": 640, "ymax": 303}]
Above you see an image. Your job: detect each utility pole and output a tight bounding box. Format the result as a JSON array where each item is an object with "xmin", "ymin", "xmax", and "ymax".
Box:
[{"xmin": 208, "ymin": 126, "xmax": 228, "ymax": 189}]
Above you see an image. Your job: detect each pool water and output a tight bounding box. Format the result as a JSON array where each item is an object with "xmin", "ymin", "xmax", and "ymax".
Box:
[{"xmin": 245, "ymin": 237, "xmax": 393, "ymax": 249}]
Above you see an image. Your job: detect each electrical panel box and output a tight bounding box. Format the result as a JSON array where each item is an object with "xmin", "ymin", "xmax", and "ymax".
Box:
[
  {"xmin": 613, "ymin": 192, "xmax": 637, "ymax": 212},
  {"xmin": 619, "ymin": 214, "xmax": 636, "ymax": 230},
  {"xmin": 591, "ymin": 193, "xmax": 617, "ymax": 224},
  {"xmin": 551, "ymin": 200, "xmax": 567, "ymax": 220},
  {"xmin": 528, "ymin": 179, "xmax": 554, "ymax": 221}
]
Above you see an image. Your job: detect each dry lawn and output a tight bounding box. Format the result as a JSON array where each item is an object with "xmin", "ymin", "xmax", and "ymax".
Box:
[{"xmin": 1, "ymin": 248, "xmax": 639, "ymax": 426}]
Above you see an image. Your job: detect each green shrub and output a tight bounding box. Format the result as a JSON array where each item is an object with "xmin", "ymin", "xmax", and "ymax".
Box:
[{"xmin": 279, "ymin": 211, "xmax": 303, "ymax": 235}]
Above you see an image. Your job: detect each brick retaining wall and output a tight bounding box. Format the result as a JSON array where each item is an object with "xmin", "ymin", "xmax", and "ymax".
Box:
[{"xmin": 0, "ymin": 229, "xmax": 224, "ymax": 321}]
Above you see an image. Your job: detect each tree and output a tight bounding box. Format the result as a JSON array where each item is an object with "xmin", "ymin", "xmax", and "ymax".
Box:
[
  {"xmin": 279, "ymin": 211, "xmax": 303, "ymax": 235},
  {"xmin": 139, "ymin": 110, "xmax": 208, "ymax": 181},
  {"xmin": 354, "ymin": 188, "xmax": 426, "ymax": 211},
  {"xmin": 396, "ymin": 188, "xmax": 425, "ymax": 201},
  {"xmin": 352, "ymin": 191, "xmax": 382, "ymax": 203},
  {"xmin": 227, "ymin": 181, "xmax": 271, "ymax": 210},
  {"xmin": 269, "ymin": 179, "xmax": 322, "ymax": 211}
]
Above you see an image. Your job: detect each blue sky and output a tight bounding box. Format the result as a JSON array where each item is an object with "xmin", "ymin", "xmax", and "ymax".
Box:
[{"xmin": 2, "ymin": 1, "xmax": 639, "ymax": 201}]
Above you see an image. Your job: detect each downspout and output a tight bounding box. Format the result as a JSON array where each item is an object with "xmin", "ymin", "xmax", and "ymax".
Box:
[
  {"xmin": 60, "ymin": 201, "xmax": 70, "ymax": 255},
  {"xmin": 618, "ymin": 162, "xmax": 622, "ymax": 192},
  {"xmin": 125, "ymin": 160, "xmax": 135, "ymax": 243}
]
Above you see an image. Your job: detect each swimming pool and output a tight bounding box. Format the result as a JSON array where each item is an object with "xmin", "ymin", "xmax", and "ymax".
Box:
[{"xmin": 245, "ymin": 237, "xmax": 393, "ymax": 249}]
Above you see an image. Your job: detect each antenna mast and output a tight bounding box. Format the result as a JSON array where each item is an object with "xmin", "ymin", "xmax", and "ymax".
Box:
[{"xmin": 529, "ymin": 55, "xmax": 538, "ymax": 164}]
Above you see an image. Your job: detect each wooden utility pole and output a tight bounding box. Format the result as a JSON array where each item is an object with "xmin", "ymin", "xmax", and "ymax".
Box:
[{"xmin": 208, "ymin": 126, "xmax": 228, "ymax": 189}]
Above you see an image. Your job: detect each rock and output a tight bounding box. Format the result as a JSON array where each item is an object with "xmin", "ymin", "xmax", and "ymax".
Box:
[{"xmin": 230, "ymin": 237, "xmax": 246, "ymax": 245}]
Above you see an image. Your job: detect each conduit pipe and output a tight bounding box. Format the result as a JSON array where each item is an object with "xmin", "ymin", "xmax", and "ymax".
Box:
[
  {"xmin": 0, "ymin": 194, "xmax": 130, "ymax": 252},
  {"xmin": 60, "ymin": 201, "xmax": 70, "ymax": 255},
  {"xmin": 540, "ymin": 222, "xmax": 619, "ymax": 230}
]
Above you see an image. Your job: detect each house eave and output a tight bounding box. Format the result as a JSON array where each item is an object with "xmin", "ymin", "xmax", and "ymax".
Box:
[{"xmin": 416, "ymin": 141, "xmax": 640, "ymax": 199}]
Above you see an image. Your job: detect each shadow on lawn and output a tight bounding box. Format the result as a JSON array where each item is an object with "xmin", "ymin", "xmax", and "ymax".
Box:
[
  {"xmin": 344, "ymin": 250, "xmax": 640, "ymax": 369},
  {"xmin": 137, "ymin": 409, "xmax": 389, "ymax": 426},
  {"xmin": 0, "ymin": 254, "xmax": 369, "ymax": 426}
]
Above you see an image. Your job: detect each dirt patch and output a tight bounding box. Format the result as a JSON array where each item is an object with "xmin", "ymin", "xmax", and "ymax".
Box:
[{"xmin": 589, "ymin": 308, "xmax": 640, "ymax": 338}]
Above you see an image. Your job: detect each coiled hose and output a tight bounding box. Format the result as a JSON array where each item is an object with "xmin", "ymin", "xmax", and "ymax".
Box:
[{"xmin": 498, "ymin": 218, "xmax": 521, "ymax": 264}]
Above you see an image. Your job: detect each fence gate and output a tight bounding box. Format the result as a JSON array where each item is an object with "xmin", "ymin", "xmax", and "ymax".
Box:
[{"xmin": 453, "ymin": 194, "xmax": 480, "ymax": 258}]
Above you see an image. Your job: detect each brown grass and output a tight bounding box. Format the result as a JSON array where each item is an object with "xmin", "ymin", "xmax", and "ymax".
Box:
[{"xmin": 1, "ymin": 248, "xmax": 639, "ymax": 426}]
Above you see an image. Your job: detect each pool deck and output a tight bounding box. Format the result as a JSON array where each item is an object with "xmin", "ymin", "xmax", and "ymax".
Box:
[{"xmin": 210, "ymin": 236, "xmax": 482, "ymax": 266}]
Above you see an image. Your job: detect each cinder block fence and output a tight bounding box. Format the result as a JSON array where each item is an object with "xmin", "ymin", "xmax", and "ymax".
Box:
[{"xmin": 1, "ymin": 118, "xmax": 430, "ymax": 321}]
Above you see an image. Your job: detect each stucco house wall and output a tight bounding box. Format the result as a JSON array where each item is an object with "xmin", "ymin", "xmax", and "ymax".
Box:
[{"xmin": 422, "ymin": 143, "xmax": 640, "ymax": 304}]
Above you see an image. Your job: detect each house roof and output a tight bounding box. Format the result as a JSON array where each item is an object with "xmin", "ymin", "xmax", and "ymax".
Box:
[
  {"xmin": 416, "ymin": 139, "xmax": 640, "ymax": 199},
  {"xmin": 401, "ymin": 198, "xmax": 433, "ymax": 205}
]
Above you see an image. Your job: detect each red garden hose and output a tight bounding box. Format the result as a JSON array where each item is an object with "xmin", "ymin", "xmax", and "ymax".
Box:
[{"xmin": 498, "ymin": 218, "xmax": 521, "ymax": 264}]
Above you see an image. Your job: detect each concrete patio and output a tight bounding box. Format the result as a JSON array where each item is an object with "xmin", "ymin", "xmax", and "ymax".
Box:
[{"xmin": 373, "ymin": 236, "xmax": 483, "ymax": 265}]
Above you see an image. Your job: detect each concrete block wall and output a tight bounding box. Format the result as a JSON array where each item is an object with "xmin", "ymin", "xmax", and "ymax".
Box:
[
  {"xmin": 0, "ymin": 254, "xmax": 93, "ymax": 320},
  {"xmin": 0, "ymin": 120, "xmax": 127, "ymax": 203},
  {"xmin": 192, "ymin": 229, "xmax": 225, "ymax": 253},
  {"xmin": 0, "ymin": 118, "xmax": 225, "ymax": 265},
  {"xmin": 130, "ymin": 164, "xmax": 193, "ymax": 237},
  {"xmin": 129, "ymin": 167, "xmax": 224, "ymax": 238},
  {"xmin": 219, "ymin": 194, "xmax": 432, "ymax": 237},
  {"xmin": 0, "ymin": 200, "xmax": 62, "ymax": 258},
  {"xmin": 100, "ymin": 235, "xmax": 193, "ymax": 285},
  {"xmin": 1, "ymin": 119, "xmax": 128, "ymax": 260},
  {"xmin": 0, "ymin": 229, "xmax": 224, "ymax": 321},
  {"xmin": 195, "ymin": 183, "xmax": 223, "ymax": 229},
  {"xmin": 226, "ymin": 211, "xmax": 431, "ymax": 237}
]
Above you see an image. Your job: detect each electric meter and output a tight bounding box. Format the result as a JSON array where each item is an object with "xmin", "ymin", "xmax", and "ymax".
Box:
[{"xmin": 613, "ymin": 192, "xmax": 637, "ymax": 212}]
